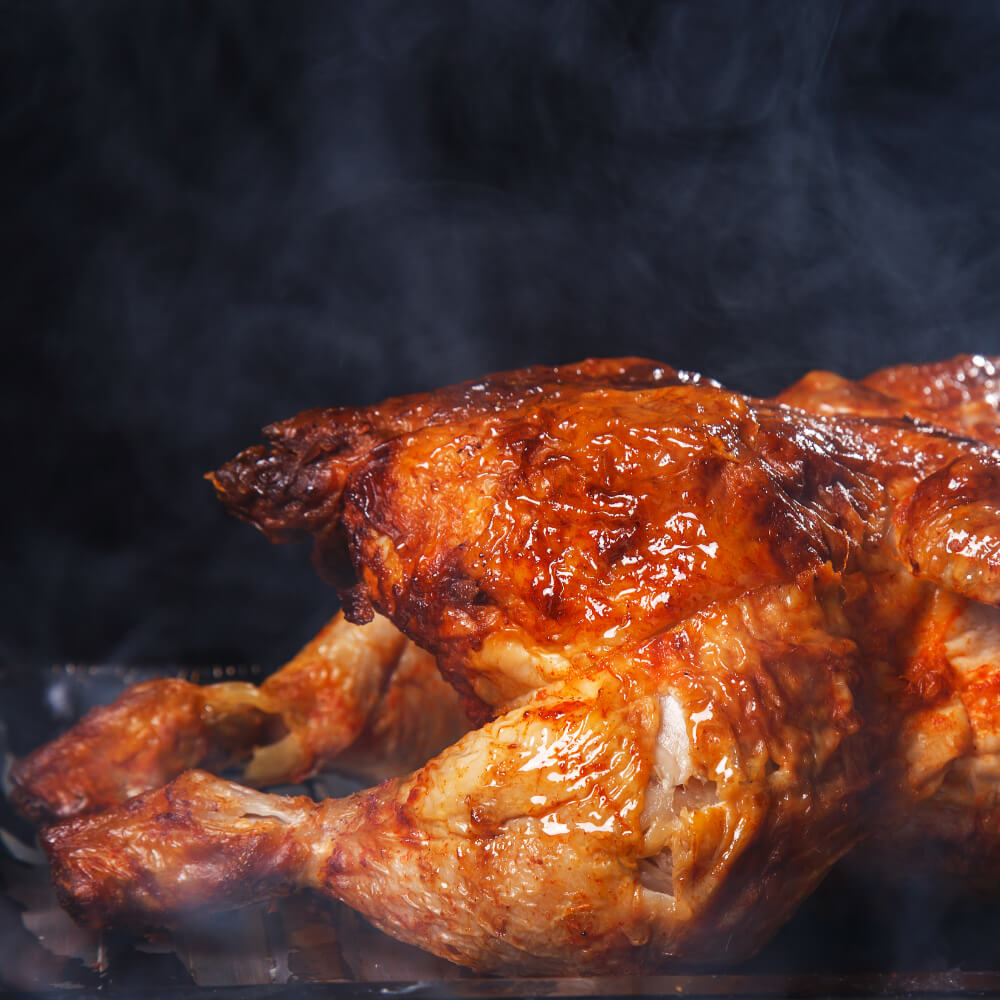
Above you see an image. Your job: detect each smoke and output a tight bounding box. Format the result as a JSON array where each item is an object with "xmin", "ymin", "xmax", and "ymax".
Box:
[{"xmin": 3, "ymin": 0, "xmax": 1000, "ymax": 666}]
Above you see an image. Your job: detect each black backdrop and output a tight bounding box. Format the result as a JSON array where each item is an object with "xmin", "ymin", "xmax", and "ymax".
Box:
[{"xmin": 4, "ymin": 0, "xmax": 1000, "ymax": 671}]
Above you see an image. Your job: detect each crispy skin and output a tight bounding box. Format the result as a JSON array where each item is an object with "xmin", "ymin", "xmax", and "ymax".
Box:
[
  {"xmin": 10, "ymin": 677, "xmax": 271, "ymax": 825},
  {"xmin": 207, "ymin": 358, "xmax": 713, "ymax": 589},
  {"xmin": 36, "ymin": 356, "xmax": 1000, "ymax": 971},
  {"xmin": 249, "ymin": 612, "xmax": 469, "ymax": 786},
  {"xmin": 778, "ymin": 354, "xmax": 1000, "ymax": 447},
  {"xmin": 213, "ymin": 362, "xmax": 990, "ymax": 710},
  {"xmin": 779, "ymin": 355, "xmax": 1000, "ymax": 881},
  {"xmin": 11, "ymin": 613, "xmax": 468, "ymax": 823},
  {"xmin": 44, "ymin": 585, "xmax": 874, "ymax": 976},
  {"xmin": 16, "ymin": 364, "xmax": 686, "ymax": 821}
]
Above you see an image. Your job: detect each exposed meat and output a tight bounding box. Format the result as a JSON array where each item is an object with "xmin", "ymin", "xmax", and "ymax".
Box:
[
  {"xmin": 11, "ymin": 612, "xmax": 469, "ymax": 824},
  {"xmin": 33, "ymin": 355, "xmax": 1000, "ymax": 973}
]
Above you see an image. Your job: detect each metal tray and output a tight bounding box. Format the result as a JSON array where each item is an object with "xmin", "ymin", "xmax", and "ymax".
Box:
[{"xmin": 4, "ymin": 664, "xmax": 1000, "ymax": 997}]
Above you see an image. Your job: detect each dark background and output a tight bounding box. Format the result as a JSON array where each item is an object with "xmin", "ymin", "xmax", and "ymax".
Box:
[{"xmin": 3, "ymin": 0, "xmax": 1000, "ymax": 671}]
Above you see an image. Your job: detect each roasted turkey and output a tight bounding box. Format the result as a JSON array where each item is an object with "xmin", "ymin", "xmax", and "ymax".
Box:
[{"xmin": 19, "ymin": 355, "xmax": 1000, "ymax": 974}]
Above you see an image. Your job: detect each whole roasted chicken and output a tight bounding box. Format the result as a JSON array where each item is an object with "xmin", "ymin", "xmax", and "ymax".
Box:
[{"xmin": 16, "ymin": 355, "xmax": 1000, "ymax": 974}]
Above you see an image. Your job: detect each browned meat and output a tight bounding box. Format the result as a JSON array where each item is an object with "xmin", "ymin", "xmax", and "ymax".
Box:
[
  {"xmin": 778, "ymin": 355, "xmax": 1000, "ymax": 882},
  {"xmin": 44, "ymin": 578, "xmax": 870, "ymax": 975},
  {"xmin": 778, "ymin": 353, "xmax": 1000, "ymax": 446},
  {"xmin": 11, "ymin": 612, "xmax": 469, "ymax": 824},
  {"xmin": 211, "ymin": 356, "xmax": 998, "ymax": 706},
  {"xmin": 207, "ymin": 357, "xmax": 713, "ymax": 579},
  {"xmin": 36, "ymin": 356, "xmax": 1000, "ymax": 974}
]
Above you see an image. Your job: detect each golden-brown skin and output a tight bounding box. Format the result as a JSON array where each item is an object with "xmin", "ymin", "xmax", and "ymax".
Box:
[
  {"xmin": 18, "ymin": 356, "xmax": 998, "ymax": 824},
  {"xmin": 779, "ymin": 354, "xmax": 1000, "ymax": 881},
  {"xmin": 11, "ymin": 359, "xmax": 708, "ymax": 825},
  {"xmin": 211, "ymin": 356, "xmax": 999, "ymax": 706},
  {"xmin": 11, "ymin": 612, "xmax": 469, "ymax": 824},
  {"xmin": 207, "ymin": 357, "xmax": 715, "ymax": 580},
  {"xmin": 778, "ymin": 353, "xmax": 1000, "ymax": 447},
  {"xmin": 10, "ymin": 676, "xmax": 272, "ymax": 826},
  {"xmin": 35, "ymin": 355, "xmax": 1000, "ymax": 974},
  {"xmin": 247, "ymin": 611, "xmax": 469, "ymax": 786},
  {"xmin": 43, "ymin": 578, "xmax": 870, "ymax": 975}
]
